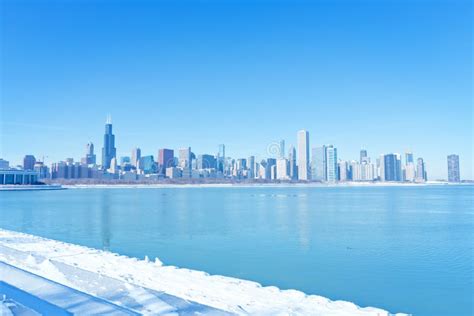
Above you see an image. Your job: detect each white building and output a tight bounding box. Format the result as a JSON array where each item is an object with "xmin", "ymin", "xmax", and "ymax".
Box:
[
  {"xmin": 297, "ymin": 130, "xmax": 310, "ymax": 180},
  {"xmin": 405, "ymin": 163, "xmax": 416, "ymax": 182},
  {"xmin": 276, "ymin": 158, "xmax": 290, "ymax": 180},
  {"xmin": 326, "ymin": 145, "xmax": 338, "ymax": 182}
]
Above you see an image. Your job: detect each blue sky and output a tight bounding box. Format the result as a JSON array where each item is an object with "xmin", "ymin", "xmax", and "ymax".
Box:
[{"xmin": 1, "ymin": 0, "xmax": 472, "ymax": 179}]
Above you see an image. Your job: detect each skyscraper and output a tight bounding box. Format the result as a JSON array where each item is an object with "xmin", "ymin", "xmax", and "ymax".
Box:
[
  {"xmin": 158, "ymin": 149, "xmax": 174, "ymax": 172},
  {"xmin": 383, "ymin": 154, "xmax": 402, "ymax": 181},
  {"xmin": 217, "ymin": 144, "xmax": 225, "ymax": 173},
  {"xmin": 288, "ymin": 145, "xmax": 297, "ymax": 180},
  {"xmin": 197, "ymin": 154, "xmax": 216, "ymax": 169},
  {"xmin": 447, "ymin": 154, "xmax": 460, "ymax": 182},
  {"xmin": 131, "ymin": 147, "xmax": 141, "ymax": 168},
  {"xmin": 338, "ymin": 161, "xmax": 349, "ymax": 181},
  {"xmin": 248, "ymin": 156, "xmax": 255, "ymax": 179},
  {"xmin": 23, "ymin": 155, "xmax": 36, "ymax": 170},
  {"xmin": 311, "ymin": 146, "xmax": 327, "ymax": 181},
  {"xmin": 178, "ymin": 147, "xmax": 192, "ymax": 170},
  {"xmin": 276, "ymin": 158, "xmax": 290, "ymax": 180},
  {"xmin": 84, "ymin": 142, "xmax": 96, "ymax": 165},
  {"xmin": 102, "ymin": 116, "xmax": 116, "ymax": 169},
  {"xmin": 279, "ymin": 140, "xmax": 285, "ymax": 159},
  {"xmin": 297, "ymin": 130, "xmax": 310, "ymax": 180},
  {"xmin": 326, "ymin": 145, "xmax": 338, "ymax": 182},
  {"xmin": 360, "ymin": 149, "xmax": 368, "ymax": 164},
  {"xmin": 405, "ymin": 152, "xmax": 414, "ymax": 165},
  {"xmin": 416, "ymin": 158, "xmax": 427, "ymax": 182}
]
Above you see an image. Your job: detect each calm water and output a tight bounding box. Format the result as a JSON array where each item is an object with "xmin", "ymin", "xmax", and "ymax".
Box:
[{"xmin": 0, "ymin": 185, "xmax": 472, "ymax": 315}]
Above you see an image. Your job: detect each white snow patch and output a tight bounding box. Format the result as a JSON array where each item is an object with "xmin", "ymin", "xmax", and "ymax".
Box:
[{"xmin": 0, "ymin": 229, "xmax": 408, "ymax": 316}]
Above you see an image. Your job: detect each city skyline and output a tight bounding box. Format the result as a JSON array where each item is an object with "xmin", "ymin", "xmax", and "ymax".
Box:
[
  {"xmin": 0, "ymin": 117, "xmax": 467, "ymax": 182},
  {"xmin": 1, "ymin": 1, "xmax": 472, "ymax": 179}
]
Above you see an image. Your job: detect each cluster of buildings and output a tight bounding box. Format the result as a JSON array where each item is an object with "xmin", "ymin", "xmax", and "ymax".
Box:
[{"xmin": 0, "ymin": 118, "xmax": 463, "ymax": 184}]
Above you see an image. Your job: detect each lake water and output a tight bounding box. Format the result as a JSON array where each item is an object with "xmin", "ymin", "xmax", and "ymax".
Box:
[{"xmin": 0, "ymin": 185, "xmax": 472, "ymax": 315}]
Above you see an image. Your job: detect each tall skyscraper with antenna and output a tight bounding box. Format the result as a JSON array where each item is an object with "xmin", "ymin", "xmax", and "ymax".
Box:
[{"xmin": 102, "ymin": 115, "xmax": 116, "ymax": 169}]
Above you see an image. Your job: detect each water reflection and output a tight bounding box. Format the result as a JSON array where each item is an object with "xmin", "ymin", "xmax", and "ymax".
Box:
[{"xmin": 100, "ymin": 190, "xmax": 111, "ymax": 250}]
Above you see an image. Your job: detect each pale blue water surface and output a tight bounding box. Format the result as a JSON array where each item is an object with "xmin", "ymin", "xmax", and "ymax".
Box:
[{"xmin": 0, "ymin": 185, "xmax": 472, "ymax": 316}]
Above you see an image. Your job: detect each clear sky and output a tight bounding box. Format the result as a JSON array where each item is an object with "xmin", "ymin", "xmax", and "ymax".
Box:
[{"xmin": 1, "ymin": 0, "xmax": 472, "ymax": 179}]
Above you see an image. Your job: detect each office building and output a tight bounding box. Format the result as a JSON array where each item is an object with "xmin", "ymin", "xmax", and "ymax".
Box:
[
  {"xmin": 405, "ymin": 162, "xmax": 416, "ymax": 182},
  {"xmin": 405, "ymin": 152, "xmax": 414, "ymax": 165},
  {"xmin": 383, "ymin": 154, "xmax": 402, "ymax": 181},
  {"xmin": 83, "ymin": 142, "xmax": 96, "ymax": 165},
  {"xmin": 447, "ymin": 154, "xmax": 460, "ymax": 182},
  {"xmin": 101, "ymin": 116, "xmax": 116, "ymax": 169},
  {"xmin": 311, "ymin": 146, "xmax": 327, "ymax": 181},
  {"xmin": 23, "ymin": 155, "xmax": 36, "ymax": 171},
  {"xmin": 131, "ymin": 147, "xmax": 141, "ymax": 167},
  {"xmin": 297, "ymin": 130, "xmax": 310, "ymax": 180},
  {"xmin": 248, "ymin": 156, "xmax": 255, "ymax": 179},
  {"xmin": 288, "ymin": 145, "xmax": 297, "ymax": 180},
  {"xmin": 0, "ymin": 159, "xmax": 9, "ymax": 170},
  {"xmin": 326, "ymin": 145, "xmax": 338, "ymax": 182},
  {"xmin": 158, "ymin": 149, "xmax": 174, "ymax": 174},
  {"xmin": 416, "ymin": 158, "xmax": 427, "ymax": 182},
  {"xmin": 338, "ymin": 161, "xmax": 348, "ymax": 181},
  {"xmin": 197, "ymin": 154, "xmax": 216, "ymax": 169},
  {"xmin": 138, "ymin": 155, "xmax": 155, "ymax": 174},
  {"xmin": 279, "ymin": 140, "xmax": 285, "ymax": 159},
  {"xmin": 360, "ymin": 149, "xmax": 368, "ymax": 164},
  {"xmin": 217, "ymin": 144, "xmax": 225, "ymax": 172},
  {"xmin": 276, "ymin": 158, "xmax": 290, "ymax": 180}
]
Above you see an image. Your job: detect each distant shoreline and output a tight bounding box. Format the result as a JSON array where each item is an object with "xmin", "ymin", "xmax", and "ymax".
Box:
[{"xmin": 59, "ymin": 181, "xmax": 472, "ymax": 189}]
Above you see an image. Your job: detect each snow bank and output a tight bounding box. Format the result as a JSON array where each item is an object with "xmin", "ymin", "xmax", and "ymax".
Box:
[{"xmin": 0, "ymin": 229, "xmax": 407, "ymax": 315}]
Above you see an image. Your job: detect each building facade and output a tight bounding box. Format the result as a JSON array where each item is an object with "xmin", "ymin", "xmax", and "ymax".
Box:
[
  {"xmin": 102, "ymin": 117, "xmax": 116, "ymax": 169},
  {"xmin": 297, "ymin": 130, "xmax": 310, "ymax": 180},
  {"xmin": 447, "ymin": 154, "xmax": 460, "ymax": 182}
]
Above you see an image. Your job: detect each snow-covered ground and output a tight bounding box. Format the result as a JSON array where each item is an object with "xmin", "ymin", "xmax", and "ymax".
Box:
[{"xmin": 0, "ymin": 229, "xmax": 407, "ymax": 315}]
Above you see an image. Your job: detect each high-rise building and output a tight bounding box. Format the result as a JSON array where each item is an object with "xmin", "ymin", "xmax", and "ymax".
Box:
[
  {"xmin": 383, "ymin": 154, "xmax": 402, "ymax": 181},
  {"xmin": 276, "ymin": 158, "xmax": 290, "ymax": 180},
  {"xmin": 266, "ymin": 158, "xmax": 276, "ymax": 180},
  {"xmin": 416, "ymin": 158, "xmax": 427, "ymax": 182},
  {"xmin": 248, "ymin": 156, "xmax": 255, "ymax": 179},
  {"xmin": 405, "ymin": 152, "xmax": 414, "ymax": 165},
  {"xmin": 158, "ymin": 149, "xmax": 174, "ymax": 173},
  {"xmin": 338, "ymin": 161, "xmax": 348, "ymax": 181},
  {"xmin": 297, "ymin": 130, "xmax": 310, "ymax": 180},
  {"xmin": 360, "ymin": 149, "xmax": 368, "ymax": 164},
  {"xmin": 23, "ymin": 155, "xmax": 36, "ymax": 170},
  {"xmin": 178, "ymin": 147, "xmax": 192, "ymax": 170},
  {"xmin": 138, "ymin": 155, "xmax": 155, "ymax": 174},
  {"xmin": 131, "ymin": 147, "xmax": 141, "ymax": 168},
  {"xmin": 311, "ymin": 146, "xmax": 327, "ymax": 181},
  {"xmin": 279, "ymin": 140, "xmax": 285, "ymax": 159},
  {"xmin": 83, "ymin": 142, "xmax": 96, "ymax": 165},
  {"xmin": 326, "ymin": 145, "xmax": 338, "ymax": 182},
  {"xmin": 102, "ymin": 116, "xmax": 116, "ymax": 169},
  {"xmin": 197, "ymin": 154, "xmax": 216, "ymax": 169},
  {"xmin": 288, "ymin": 145, "xmax": 297, "ymax": 180},
  {"xmin": 447, "ymin": 154, "xmax": 460, "ymax": 182},
  {"xmin": 405, "ymin": 162, "xmax": 416, "ymax": 182},
  {"xmin": 217, "ymin": 144, "xmax": 225, "ymax": 173}
]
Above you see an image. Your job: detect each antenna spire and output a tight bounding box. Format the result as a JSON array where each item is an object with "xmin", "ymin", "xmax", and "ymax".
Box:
[{"xmin": 106, "ymin": 114, "xmax": 112, "ymax": 124}]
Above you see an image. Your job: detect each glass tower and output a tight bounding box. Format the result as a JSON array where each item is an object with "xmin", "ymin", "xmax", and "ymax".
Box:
[{"xmin": 101, "ymin": 116, "xmax": 116, "ymax": 169}]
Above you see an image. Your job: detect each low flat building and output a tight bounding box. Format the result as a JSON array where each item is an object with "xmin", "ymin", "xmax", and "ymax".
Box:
[{"xmin": 0, "ymin": 169, "xmax": 39, "ymax": 185}]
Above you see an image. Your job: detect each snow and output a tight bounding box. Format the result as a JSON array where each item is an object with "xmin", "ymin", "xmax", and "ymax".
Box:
[{"xmin": 0, "ymin": 229, "xmax": 408, "ymax": 315}]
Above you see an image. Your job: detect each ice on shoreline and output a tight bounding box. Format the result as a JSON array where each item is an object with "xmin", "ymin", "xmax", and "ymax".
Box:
[
  {"xmin": 0, "ymin": 229, "xmax": 408, "ymax": 315},
  {"xmin": 60, "ymin": 181, "xmax": 461, "ymax": 190}
]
